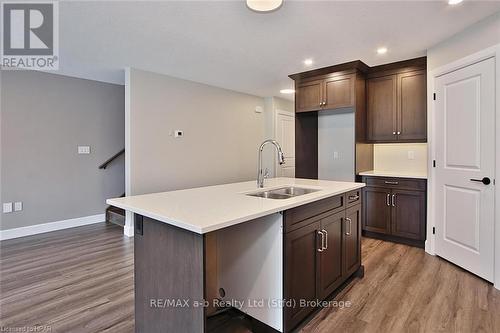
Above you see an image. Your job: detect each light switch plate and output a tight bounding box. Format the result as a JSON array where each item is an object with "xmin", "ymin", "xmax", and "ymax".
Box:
[
  {"xmin": 3, "ymin": 202, "xmax": 13, "ymax": 213},
  {"xmin": 14, "ymin": 202, "xmax": 23, "ymax": 211},
  {"xmin": 78, "ymin": 146, "xmax": 91, "ymax": 154},
  {"xmin": 333, "ymin": 152, "xmax": 339, "ymax": 159}
]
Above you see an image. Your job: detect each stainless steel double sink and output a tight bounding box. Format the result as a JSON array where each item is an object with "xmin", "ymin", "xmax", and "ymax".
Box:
[{"xmin": 246, "ymin": 186, "xmax": 320, "ymax": 200}]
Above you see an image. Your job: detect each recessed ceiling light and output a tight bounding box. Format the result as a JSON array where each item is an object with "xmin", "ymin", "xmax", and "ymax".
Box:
[
  {"xmin": 246, "ymin": 0, "xmax": 283, "ymax": 12},
  {"xmin": 448, "ymin": 0, "xmax": 463, "ymax": 5},
  {"xmin": 280, "ymin": 89, "xmax": 295, "ymax": 94},
  {"xmin": 304, "ymin": 59, "xmax": 313, "ymax": 66},
  {"xmin": 377, "ymin": 47, "xmax": 388, "ymax": 55}
]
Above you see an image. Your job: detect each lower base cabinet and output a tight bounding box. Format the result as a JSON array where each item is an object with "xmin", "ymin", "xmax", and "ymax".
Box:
[
  {"xmin": 284, "ymin": 193, "xmax": 362, "ymax": 332},
  {"xmin": 362, "ymin": 176, "xmax": 426, "ymax": 247}
]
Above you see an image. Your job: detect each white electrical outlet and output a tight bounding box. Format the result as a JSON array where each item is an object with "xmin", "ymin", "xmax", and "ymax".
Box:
[
  {"xmin": 14, "ymin": 202, "xmax": 23, "ymax": 212},
  {"xmin": 408, "ymin": 151, "xmax": 415, "ymax": 160},
  {"xmin": 333, "ymin": 152, "xmax": 339, "ymax": 160},
  {"xmin": 3, "ymin": 202, "xmax": 13, "ymax": 213},
  {"xmin": 78, "ymin": 146, "xmax": 91, "ymax": 154}
]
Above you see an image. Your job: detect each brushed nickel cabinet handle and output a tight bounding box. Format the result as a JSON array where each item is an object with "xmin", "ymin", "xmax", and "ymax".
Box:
[
  {"xmin": 348, "ymin": 195, "xmax": 360, "ymax": 201},
  {"xmin": 317, "ymin": 231, "xmax": 324, "ymax": 252},
  {"xmin": 397, "ymin": 131, "xmax": 401, "ymax": 135},
  {"xmin": 393, "ymin": 131, "xmax": 396, "ymax": 135},
  {"xmin": 392, "ymin": 194, "xmax": 396, "ymax": 207},
  {"xmin": 386, "ymin": 193, "xmax": 390, "ymax": 206},
  {"xmin": 345, "ymin": 218, "xmax": 352, "ymax": 236},
  {"xmin": 384, "ymin": 181, "xmax": 399, "ymax": 185}
]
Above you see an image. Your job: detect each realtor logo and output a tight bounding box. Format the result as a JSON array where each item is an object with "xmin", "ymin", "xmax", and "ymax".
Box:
[{"xmin": 1, "ymin": 1, "xmax": 59, "ymax": 69}]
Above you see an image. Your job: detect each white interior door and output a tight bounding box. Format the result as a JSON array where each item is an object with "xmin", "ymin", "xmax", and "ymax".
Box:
[
  {"xmin": 434, "ymin": 57, "xmax": 495, "ymax": 282},
  {"xmin": 275, "ymin": 110, "xmax": 295, "ymax": 177}
]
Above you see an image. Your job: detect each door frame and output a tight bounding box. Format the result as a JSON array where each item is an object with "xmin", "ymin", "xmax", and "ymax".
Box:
[
  {"xmin": 427, "ymin": 44, "xmax": 500, "ymax": 290},
  {"xmin": 274, "ymin": 109, "xmax": 295, "ymax": 177}
]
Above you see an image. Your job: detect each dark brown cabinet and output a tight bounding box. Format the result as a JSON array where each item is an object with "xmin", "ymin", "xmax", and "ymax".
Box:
[
  {"xmin": 363, "ymin": 187, "xmax": 392, "ymax": 234},
  {"xmin": 318, "ymin": 211, "xmax": 343, "ymax": 300},
  {"xmin": 391, "ymin": 189, "xmax": 426, "ymax": 240},
  {"xmin": 367, "ymin": 69, "xmax": 427, "ymax": 143},
  {"xmin": 284, "ymin": 193, "xmax": 362, "ymax": 332},
  {"xmin": 296, "ymin": 74, "xmax": 355, "ymax": 113},
  {"xmin": 367, "ymin": 75, "xmax": 397, "ymax": 142},
  {"xmin": 361, "ymin": 176, "xmax": 426, "ymax": 247},
  {"xmin": 398, "ymin": 70, "xmax": 427, "ymax": 141},
  {"xmin": 343, "ymin": 205, "xmax": 362, "ymax": 278},
  {"xmin": 284, "ymin": 220, "xmax": 321, "ymax": 330},
  {"xmin": 296, "ymin": 80, "xmax": 323, "ymax": 113},
  {"xmin": 323, "ymin": 74, "xmax": 355, "ymax": 110}
]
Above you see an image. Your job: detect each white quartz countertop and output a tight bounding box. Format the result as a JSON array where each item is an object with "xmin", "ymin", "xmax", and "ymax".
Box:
[
  {"xmin": 358, "ymin": 170, "xmax": 427, "ymax": 179},
  {"xmin": 107, "ymin": 177, "xmax": 365, "ymax": 234}
]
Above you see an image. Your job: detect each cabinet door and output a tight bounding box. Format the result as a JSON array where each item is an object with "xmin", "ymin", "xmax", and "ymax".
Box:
[
  {"xmin": 317, "ymin": 212, "xmax": 343, "ymax": 300},
  {"xmin": 343, "ymin": 205, "xmax": 361, "ymax": 278},
  {"xmin": 397, "ymin": 70, "xmax": 427, "ymax": 141},
  {"xmin": 284, "ymin": 220, "xmax": 321, "ymax": 331},
  {"xmin": 391, "ymin": 189, "xmax": 426, "ymax": 240},
  {"xmin": 323, "ymin": 74, "xmax": 354, "ymax": 110},
  {"xmin": 362, "ymin": 187, "xmax": 391, "ymax": 234},
  {"xmin": 367, "ymin": 75, "xmax": 397, "ymax": 142},
  {"xmin": 296, "ymin": 80, "xmax": 323, "ymax": 113}
]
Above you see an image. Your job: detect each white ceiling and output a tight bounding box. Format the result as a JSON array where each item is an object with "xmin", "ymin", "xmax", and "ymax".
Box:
[{"xmin": 57, "ymin": 1, "xmax": 500, "ymax": 99}]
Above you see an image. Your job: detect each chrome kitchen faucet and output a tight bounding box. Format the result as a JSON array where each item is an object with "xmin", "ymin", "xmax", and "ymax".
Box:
[{"xmin": 257, "ymin": 140, "xmax": 285, "ymax": 188}]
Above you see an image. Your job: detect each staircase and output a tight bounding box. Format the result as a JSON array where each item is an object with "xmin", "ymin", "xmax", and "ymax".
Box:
[{"xmin": 99, "ymin": 149, "xmax": 126, "ymax": 227}]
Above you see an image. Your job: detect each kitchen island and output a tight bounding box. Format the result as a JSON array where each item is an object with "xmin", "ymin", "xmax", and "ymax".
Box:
[{"xmin": 107, "ymin": 177, "xmax": 365, "ymax": 333}]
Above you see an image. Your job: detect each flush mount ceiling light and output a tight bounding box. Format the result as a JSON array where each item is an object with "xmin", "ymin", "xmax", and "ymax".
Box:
[
  {"xmin": 303, "ymin": 58, "xmax": 313, "ymax": 66},
  {"xmin": 246, "ymin": 0, "xmax": 283, "ymax": 12},
  {"xmin": 448, "ymin": 0, "xmax": 463, "ymax": 4},
  {"xmin": 377, "ymin": 47, "xmax": 388, "ymax": 55},
  {"xmin": 280, "ymin": 89, "xmax": 295, "ymax": 94}
]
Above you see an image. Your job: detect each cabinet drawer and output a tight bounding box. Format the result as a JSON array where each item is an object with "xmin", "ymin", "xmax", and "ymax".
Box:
[
  {"xmin": 346, "ymin": 189, "xmax": 362, "ymax": 207},
  {"xmin": 362, "ymin": 176, "xmax": 426, "ymax": 191},
  {"xmin": 284, "ymin": 195, "xmax": 345, "ymax": 233}
]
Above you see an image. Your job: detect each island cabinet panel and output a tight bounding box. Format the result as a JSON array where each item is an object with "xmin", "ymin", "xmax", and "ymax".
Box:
[
  {"xmin": 361, "ymin": 176, "xmax": 427, "ymax": 247},
  {"xmin": 284, "ymin": 220, "xmax": 321, "ymax": 331},
  {"xmin": 343, "ymin": 205, "xmax": 362, "ymax": 278},
  {"xmin": 134, "ymin": 216, "xmax": 205, "ymax": 333},
  {"xmin": 283, "ymin": 194, "xmax": 363, "ymax": 332},
  {"xmin": 317, "ymin": 211, "xmax": 344, "ymax": 300}
]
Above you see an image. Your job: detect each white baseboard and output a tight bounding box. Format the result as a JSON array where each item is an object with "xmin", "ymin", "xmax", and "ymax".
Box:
[{"xmin": 0, "ymin": 214, "xmax": 106, "ymax": 241}]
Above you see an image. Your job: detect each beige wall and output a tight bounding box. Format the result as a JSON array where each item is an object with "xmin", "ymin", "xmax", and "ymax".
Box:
[
  {"xmin": 373, "ymin": 143, "xmax": 427, "ymax": 175},
  {"xmin": 126, "ymin": 68, "xmax": 267, "ymax": 196},
  {"xmin": 427, "ymin": 11, "xmax": 500, "ymax": 70},
  {"xmin": 1, "ymin": 70, "xmax": 125, "ymax": 230}
]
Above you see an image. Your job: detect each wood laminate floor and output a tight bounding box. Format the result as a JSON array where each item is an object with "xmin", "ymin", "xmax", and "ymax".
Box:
[{"xmin": 1, "ymin": 223, "xmax": 499, "ymax": 333}]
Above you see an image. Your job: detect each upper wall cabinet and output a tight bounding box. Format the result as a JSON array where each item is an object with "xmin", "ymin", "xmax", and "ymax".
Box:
[
  {"xmin": 296, "ymin": 74, "xmax": 355, "ymax": 113},
  {"xmin": 367, "ymin": 68, "xmax": 427, "ymax": 143},
  {"xmin": 296, "ymin": 79, "xmax": 323, "ymax": 112}
]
